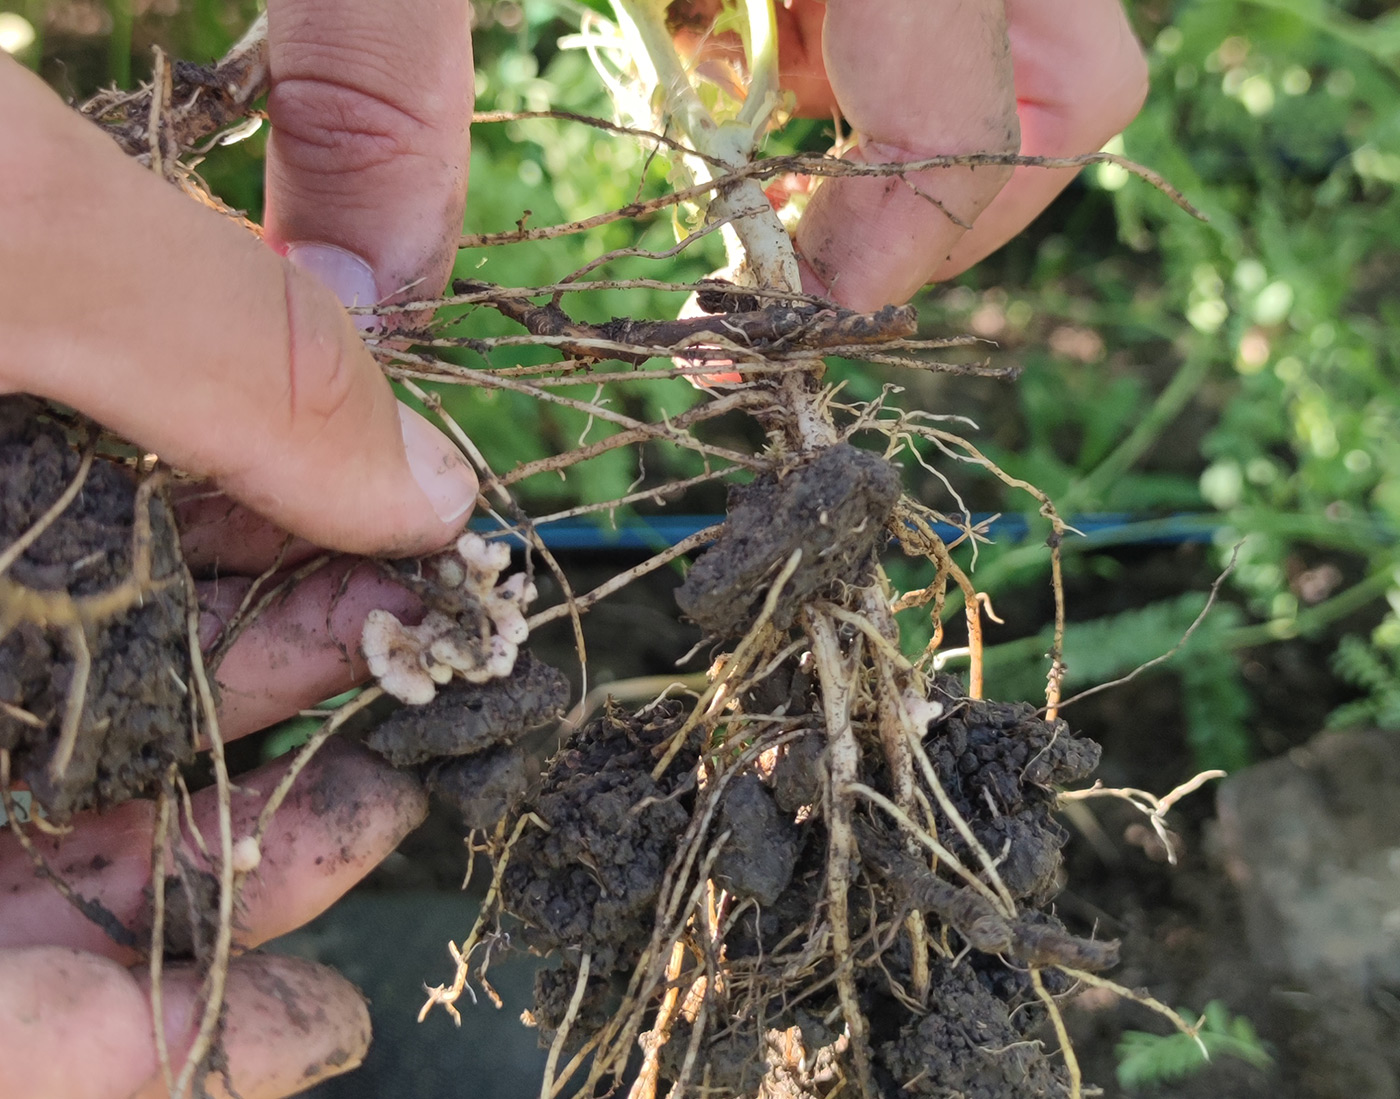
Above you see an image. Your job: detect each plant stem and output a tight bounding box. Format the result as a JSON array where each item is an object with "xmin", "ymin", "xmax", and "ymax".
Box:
[{"xmin": 610, "ymin": 0, "xmax": 830, "ymax": 449}]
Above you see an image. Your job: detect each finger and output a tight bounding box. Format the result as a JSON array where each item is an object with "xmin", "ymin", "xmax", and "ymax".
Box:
[
  {"xmin": 793, "ymin": 0, "xmax": 1021, "ymax": 310},
  {"xmin": 672, "ymin": 0, "xmax": 833, "ymax": 116},
  {"xmin": 0, "ymin": 739, "xmax": 427, "ymax": 961},
  {"xmin": 0, "ymin": 947, "xmax": 371, "ymax": 1099},
  {"xmin": 0, "ymin": 58, "xmax": 477, "ymax": 556},
  {"xmin": 0, "ymin": 946, "xmax": 162, "ymax": 1099},
  {"xmin": 202, "ymin": 557, "xmax": 422, "ymax": 741},
  {"xmin": 928, "ymin": 0, "xmax": 1148, "ymax": 278},
  {"xmin": 175, "ymin": 484, "xmax": 323, "ymax": 577},
  {"xmin": 131, "ymin": 953, "xmax": 372, "ymax": 1099},
  {"xmin": 262, "ymin": 0, "xmax": 474, "ymax": 304}
]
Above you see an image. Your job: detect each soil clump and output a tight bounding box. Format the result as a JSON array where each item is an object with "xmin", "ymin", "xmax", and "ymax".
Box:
[
  {"xmin": 677, "ymin": 445, "xmax": 901, "ymax": 637},
  {"xmin": 364, "ymin": 651, "xmax": 569, "ymax": 829},
  {"xmin": 0, "ymin": 397, "xmax": 191, "ymax": 819},
  {"xmin": 491, "ymin": 667, "xmax": 1111, "ymax": 1098}
]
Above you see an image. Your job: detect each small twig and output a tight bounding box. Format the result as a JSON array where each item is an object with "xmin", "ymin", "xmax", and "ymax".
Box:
[
  {"xmin": 1044, "ymin": 530, "xmax": 1068, "ymax": 721},
  {"xmin": 1055, "ymin": 966, "xmax": 1208, "ymax": 1057},
  {"xmin": 420, "ymin": 813, "xmax": 552, "ymax": 1023},
  {"xmin": 470, "ymin": 108, "xmax": 728, "ymax": 169},
  {"xmin": 81, "ymin": 12, "xmax": 270, "ymax": 160},
  {"xmin": 1058, "ymin": 770, "xmax": 1227, "ymax": 867},
  {"xmin": 452, "ymin": 279, "xmax": 917, "ymax": 364},
  {"xmin": 459, "ymin": 149, "xmax": 1203, "ymax": 248},
  {"xmin": 148, "ymin": 771, "xmax": 178, "ymax": 1096},
  {"xmin": 540, "ymin": 953, "xmax": 591, "ymax": 1099},
  {"xmin": 806, "ymin": 610, "xmax": 876, "ymax": 1099},
  {"xmin": 529, "ymin": 525, "xmax": 721, "ymax": 631},
  {"xmin": 171, "ymin": 572, "xmax": 235, "ymax": 1099}
]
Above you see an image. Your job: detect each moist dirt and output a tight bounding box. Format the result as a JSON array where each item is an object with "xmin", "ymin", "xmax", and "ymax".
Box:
[
  {"xmin": 493, "ymin": 659, "xmax": 1108, "ymax": 1098},
  {"xmin": 0, "ymin": 397, "xmax": 191, "ymax": 820},
  {"xmin": 677, "ymin": 444, "xmax": 901, "ymax": 637}
]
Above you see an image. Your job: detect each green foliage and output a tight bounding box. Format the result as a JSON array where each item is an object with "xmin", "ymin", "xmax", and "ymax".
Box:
[
  {"xmin": 908, "ymin": 0, "xmax": 1400, "ymax": 764},
  {"xmin": 1329, "ymin": 629, "xmax": 1400, "ymax": 729},
  {"xmin": 1116, "ymin": 1001, "xmax": 1272, "ymax": 1090}
]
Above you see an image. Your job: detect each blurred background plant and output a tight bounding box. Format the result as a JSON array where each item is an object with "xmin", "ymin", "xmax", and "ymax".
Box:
[{"xmin": 5, "ymin": 0, "xmax": 1397, "ymax": 778}]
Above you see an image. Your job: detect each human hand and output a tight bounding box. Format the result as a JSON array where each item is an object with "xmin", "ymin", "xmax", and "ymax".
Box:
[
  {"xmin": 1, "ymin": 3, "xmax": 480, "ymax": 1094},
  {"xmin": 675, "ymin": 0, "xmax": 1149, "ymax": 311},
  {"xmin": 0, "ymin": 0, "xmax": 479, "ymax": 557},
  {"xmin": 0, "ymin": 514, "xmax": 428, "ymax": 1097}
]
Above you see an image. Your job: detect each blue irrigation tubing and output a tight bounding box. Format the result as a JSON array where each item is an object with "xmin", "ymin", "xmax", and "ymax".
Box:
[{"xmin": 469, "ymin": 512, "xmax": 1225, "ymax": 553}]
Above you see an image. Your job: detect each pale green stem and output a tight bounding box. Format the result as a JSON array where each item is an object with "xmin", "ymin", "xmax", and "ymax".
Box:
[
  {"xmin": 611, "ymin": 0, "xmax": 828, "ymax": 447},
  {"xmin": 736, "ymin": 0, "xmax": 782, "ymax": 136}
]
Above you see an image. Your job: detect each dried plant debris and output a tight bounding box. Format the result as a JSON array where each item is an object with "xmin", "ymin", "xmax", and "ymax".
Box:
[
  {"xmin": 677, "ymin": 444, "xmax": 902, "ymax": 637},
  {"xmin": 0, "ymin": 398, "xmax": 191, "ymax": 819},
  {"xmin": 363, "ymin": 532, "xmax": 537, "ymax": 705}
]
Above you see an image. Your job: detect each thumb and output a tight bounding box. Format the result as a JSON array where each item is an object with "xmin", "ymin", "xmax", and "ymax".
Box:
[{"xmin": 1, "ymin": 58, "xmax": 476, "ymax": 557}]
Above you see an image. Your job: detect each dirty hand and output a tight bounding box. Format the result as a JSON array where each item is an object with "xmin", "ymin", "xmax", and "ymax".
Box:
[
  {"xmin": 676, "ymin": 0, "xmax": 1148, "ymax": 310},
  {"xmin": 0, "ymin": 0, "xmax": 479, "ymax": 557},
  {"xmin": 0, "ymin": 0, "xmax": 479, "ymax": 1095},
  {"xmin": 0, "ymin": 536, "xmax": 429, "ymax": 1099}
]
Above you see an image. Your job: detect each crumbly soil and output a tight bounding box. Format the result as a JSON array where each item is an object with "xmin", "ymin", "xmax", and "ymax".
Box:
[
  {"xmin": 494, "ymin": 660, "xmax": 1109, "ymax": 1097},
  {"xmin": 676, "ymin": 444, "xmax": 902, "ymax": 637},
  {"xmin": 364, "ymin": 652, "xmax": 568, "ymax": 831},
  {"xmin": 501, "ymin": 700, "xmax": 700, "ymax": 976},
  {"xmin": 365, "ymin": 653, "xmax": 569, "ymax": 767},
  {"xmin": 0, "ymin": 397, "xmax": 192, "ymax": 819}
]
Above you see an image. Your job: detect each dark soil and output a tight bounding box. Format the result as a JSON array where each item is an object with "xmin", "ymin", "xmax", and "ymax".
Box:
[
  {"xmin": 500, "ymin": 699, "xmax": 699, "ymax": 976},
  {"xmin": 0, "ymin": 397, "xmax": 191, "ymax": 819},
  {"xmin": 711, "ymin": 773, "xmax": 801, "ymax": 906},
  {"xmin": 364, "ymin": 651, "xmax": 569, "ymax": 830},
  {"xmin": 677, "ymin": 444, "xmax": 901, "ymax": 637},
  {"xmin": 365, "ymin": 653, "xmax": 569, "ymax": 767},
  {"xmin": 494, "ymin": 662, "xmax": 1109, "ymax": 1098}
]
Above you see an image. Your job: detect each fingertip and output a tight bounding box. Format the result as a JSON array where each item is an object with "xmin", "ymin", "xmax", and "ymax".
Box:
[
  {"xmin": 207, "ymin": 557, "xmax": 424, "ymax": 739},
  {"xmin": 133, "ymin": 954, "xmax": 371, "ymax": 1099},
  {"xmin": 0, "ymin": 947, "xmax": 154, "ymax": 1099},
  {"xmin": 397, "ymin": 401, "xmax": 479, "ymax": 537},
  {"xmin": 221, "ymin": 738, "xmax": 429, "ymax": 948}
]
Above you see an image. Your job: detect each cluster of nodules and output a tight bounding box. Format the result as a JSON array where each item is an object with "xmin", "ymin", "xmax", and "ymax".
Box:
[
  {"xmin": 499, "ymin": 665, "xmax": 1104, "ymax": 1099},
  {"xmin": 362, "ymin": 532, "xmax": 536, "ymax": 705}
]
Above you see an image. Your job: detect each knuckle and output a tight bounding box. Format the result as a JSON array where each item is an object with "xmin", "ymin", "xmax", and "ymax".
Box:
[
  {"xmin": 281, "ymin": 270, "xmax": 367, "ymax": 440},
  {"xmin": 268, "ymin": 72, "xmax": 432, "ymax": 178}
]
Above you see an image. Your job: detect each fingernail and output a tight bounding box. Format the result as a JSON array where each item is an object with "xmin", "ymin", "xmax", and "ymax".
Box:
[
  {"xmin": 397, "ymin": 402, "xmax": 478, "ymax": 526},
  {"xmin": 285, "ymin": 242, "xmax": 381, "ymax": 331}
]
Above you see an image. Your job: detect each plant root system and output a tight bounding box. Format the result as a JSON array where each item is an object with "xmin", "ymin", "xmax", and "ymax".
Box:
[{"xmin": 465, "ymin": 659, "xmax": 1113, "ymax": 1099}]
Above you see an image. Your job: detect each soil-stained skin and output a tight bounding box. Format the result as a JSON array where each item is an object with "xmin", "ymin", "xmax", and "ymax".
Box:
[
  {"xmin": 0, "ymin": 398, "xmax": 192, "ymax": 819},
  {"xmin": 676, "ymin": 444, "xmax": 902, "ymax": 638}
]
